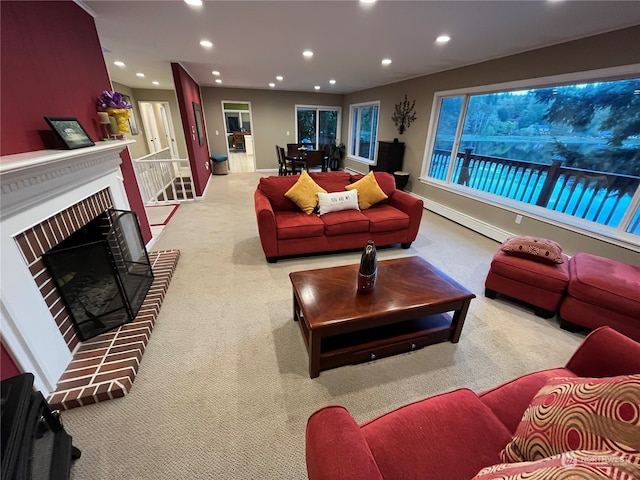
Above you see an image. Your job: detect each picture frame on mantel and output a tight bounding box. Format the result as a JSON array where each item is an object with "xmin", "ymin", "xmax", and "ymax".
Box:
[
  {"xmin": 44, "ymin": 117, "xmax": 95, "ymax": 149},
  {"xmin": 193, "ymin": 102, "xmax": 205, "ymax": 146}
]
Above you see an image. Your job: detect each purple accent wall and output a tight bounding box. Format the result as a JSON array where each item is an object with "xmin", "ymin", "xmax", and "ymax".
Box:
[
  {"xmin": 1, "ymin": 343, "xmax": 20, "ymax": 380},
  {"xmin": 0, "ymin": 1, "xmax": 151, "ymax": 244},
  {"xmin": 171, "ymin": 63, "xmax": 210, "ymax": 196}
]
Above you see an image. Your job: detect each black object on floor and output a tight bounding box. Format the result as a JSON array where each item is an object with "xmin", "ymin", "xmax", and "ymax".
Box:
[{"xmin": 1, "ymin": 373, "xmax": 81, "ymax": 480}]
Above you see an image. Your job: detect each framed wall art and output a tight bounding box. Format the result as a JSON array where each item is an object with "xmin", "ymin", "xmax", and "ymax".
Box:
[
  {"xmin": 193, "ymin": 102, "xmax": 205, "ymax": 146},
  {"xmin": 44, "ymin": 117, "xmax": 95, "ymax": 149}
]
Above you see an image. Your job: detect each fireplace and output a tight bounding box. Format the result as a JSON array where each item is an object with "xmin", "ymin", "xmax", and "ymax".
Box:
[
  {"xmin": 42, "ymin": 209, "xmax": 154, "ymax": 341},
  {"xmin": 1, "ymin": 141, "xmax": 180, "ymax": 406},
  {"xmin": 1, "ymin": 140, "xmax": 137, "ymax": 394}
]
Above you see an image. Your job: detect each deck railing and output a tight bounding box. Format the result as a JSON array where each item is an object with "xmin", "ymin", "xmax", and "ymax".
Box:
[
  {"xmin": 429, "ymin": 148, "xmax": 640, "ymax": 233},
  {"xmin": 132, "ymin": 148, "xmax": 194, "ymax": 204}
]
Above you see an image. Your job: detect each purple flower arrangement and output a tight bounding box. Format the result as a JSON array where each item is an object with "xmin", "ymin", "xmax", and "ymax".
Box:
[{"xmin": 96, "ymin": 90, "xmax": 132, "ymax": 111}]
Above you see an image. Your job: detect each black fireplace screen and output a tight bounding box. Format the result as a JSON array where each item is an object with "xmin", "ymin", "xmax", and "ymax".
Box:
[{"xmin": 42, "ymin": 209, "xmax": 154, "ymax": 341}]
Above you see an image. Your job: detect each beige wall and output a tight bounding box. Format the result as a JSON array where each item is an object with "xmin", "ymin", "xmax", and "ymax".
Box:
[
  {"xmin": 342, "ymin": 26, "xmax": 640, "ymax": 263},
  {"xmin": 129, "ymin": 87, "xmax": 188, "ymax": 158},
  {"xmin": 201, "ymin": 88, "xmax": 343, "ymax": 170},
  {"xmin": 111, "ymin": 82, "xmax": 147, "ymax": 159}
]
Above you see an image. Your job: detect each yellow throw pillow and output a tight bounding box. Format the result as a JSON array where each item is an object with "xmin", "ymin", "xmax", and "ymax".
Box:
[
  {"xmin": 284, "ymin": 170, "xmax": 327, "ymax": 214},
  {"xmin": 345, "ymin": 172, "xmax": 388, "ymax": 209}
]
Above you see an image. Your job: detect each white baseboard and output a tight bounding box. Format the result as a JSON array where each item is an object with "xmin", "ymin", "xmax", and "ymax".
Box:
[{"xmin": 415, "ymin": 195, "xmax": 514, "ymax": 243}]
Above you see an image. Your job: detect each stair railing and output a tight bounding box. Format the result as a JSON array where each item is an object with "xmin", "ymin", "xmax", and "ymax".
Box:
[{"xmin": 132, "ymin": 148, "xmax": 194, "ymax": 204}]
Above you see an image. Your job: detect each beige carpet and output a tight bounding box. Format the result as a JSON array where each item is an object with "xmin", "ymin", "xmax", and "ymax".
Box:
[
  {"xmin": 145, "ymin": 203, "xmax": 180, "ymax": 226},
  {"xmin": 62, "ymin": 172, "xmax": 584, "ymax": 479}
]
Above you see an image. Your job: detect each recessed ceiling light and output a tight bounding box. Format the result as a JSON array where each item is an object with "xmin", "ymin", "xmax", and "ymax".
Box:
[
  {"xmin": 314, "ymin": 85, "xmax": 320, "ymax": 90},
  {"xmin": 184, "ymin": 0, "xmax": 202, "ymax": 6},
  {"xmin": 381, "ymin": 58, "xmax": 392, "ymax": 66},
  {"xmin": 276, "ymin": 75, "xmax": 283, "ymax": 81},
  {"xmin": 303, "ymin": 50, "xmax": 314, "ymax": 58},
  {"xmin": 152, "ymin": 81, "xmax": 159, "ymax": 85},
  {"xmin": 360, "ymin": 0, "xmax": 376, "ymax": 3},
  {"xmin": 114, "ymin": 61, "xmax": 125, "ymax": 67},
  {"xmin": 212, "ymin": 70, "xmax": 220, "ymax": 76},
  {"xmin": 329, "ymin": 79, "xmax": 336, "ymax": 85},
  {"xmin": 436, "ymin": 35, "xmax": 451, "ymax": 44},
  {"xmin": 136, "ymin": 72, "xmax": 145, "ymax": 77},
  {"xmin": 200, "ymin": 40, "xmax": 213, "ymax": 48},
  {"xmin": 269, "ymin": 83, "xmax": 276, "ymax": 87},
  {"xmin": 215, "ymin": 79, "xmax": 222, "ymax": 84}
]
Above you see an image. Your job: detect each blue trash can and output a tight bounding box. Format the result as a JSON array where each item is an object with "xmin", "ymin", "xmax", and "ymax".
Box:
[{"xmin": 210, "ymin": 155, "xmax": 228, "ymax": 175}]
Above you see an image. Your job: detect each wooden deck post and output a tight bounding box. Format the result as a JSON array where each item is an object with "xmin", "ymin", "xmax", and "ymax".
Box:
[
  {"xmin": 457, "ymin": 147, "xmax": 473, "ymax": 186},
  {"xmin": 536, "ymin": 159, "xmax": 564, "ymax": 207}
]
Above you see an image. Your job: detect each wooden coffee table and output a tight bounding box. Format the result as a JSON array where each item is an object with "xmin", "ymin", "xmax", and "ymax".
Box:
[{"xmin": 289, "ymin": 256, "xmax": 475, "ymax": 378}]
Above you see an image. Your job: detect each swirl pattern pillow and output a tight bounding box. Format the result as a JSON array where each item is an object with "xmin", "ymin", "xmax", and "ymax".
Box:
[
  {"xmin": 501, "ymin": 374, "xmax": 640, "ymax": 463},
  {"xmin": 500, "ymin": 235, "xmax": 564, "ymax": 264},
  {"xmin": 474, "ymin": 450, "xmax": 640, "ymax": 480}
]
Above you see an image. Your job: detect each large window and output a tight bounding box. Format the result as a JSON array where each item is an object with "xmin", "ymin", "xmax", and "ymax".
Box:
[
  {"xmin": 423, "ymin": 73, "xmax": 640, "ymax": 240},
  {"xmin": 296, "ymin": 105, "xmax": 341, "ymax": 148},
  {"xmin": 349, "ymin": 101, "xmax": 379, "ymax": 162}
]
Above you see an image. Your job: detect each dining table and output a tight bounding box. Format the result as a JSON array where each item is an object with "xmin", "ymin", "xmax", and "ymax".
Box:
[{"xmin": 285, "ymin": 149, "xmax": 329, "ymax": 172}]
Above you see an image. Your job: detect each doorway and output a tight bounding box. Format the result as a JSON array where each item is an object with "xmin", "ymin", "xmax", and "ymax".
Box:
[
  {"xmin": 138, "ymin": 101, "xmax": 179, "ymax": 158},
  {"xmin": 221, "ymin": 101, "xmax": 255, "ymax": 172}
]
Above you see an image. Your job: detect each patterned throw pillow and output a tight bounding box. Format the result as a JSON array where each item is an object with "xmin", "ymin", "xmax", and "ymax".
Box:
[
  {"xmin": 474, "ymin": 450, "xmax": 640, "ymax": 480},
  {"xmin": 500, "ymin": 235, "xmax": 564, "ymax": 264},
  {"xmin": 284, "ymin": 170, "xmax": 327, "ymax": 214},
  {"xmin": 345, "ymin": 171, "xmax": 388, "ymax": 209},
  {"xmin": 500, "ymin": 375, "xmax": 640, "ymax": 463},
  {"xmin": 317, "ymin": 190, "xmax": 359, "ymax": 215}
]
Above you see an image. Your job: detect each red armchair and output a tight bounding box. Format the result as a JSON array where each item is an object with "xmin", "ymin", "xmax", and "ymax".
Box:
[{"xmin": 306, "ymin": 327, "xmax": 640, "ymax": 480}]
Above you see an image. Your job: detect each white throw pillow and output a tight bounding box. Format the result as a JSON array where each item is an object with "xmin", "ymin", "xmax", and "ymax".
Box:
[{"xmin": 317, "ymin": 190, "xmax": 359, "ymax": 215}]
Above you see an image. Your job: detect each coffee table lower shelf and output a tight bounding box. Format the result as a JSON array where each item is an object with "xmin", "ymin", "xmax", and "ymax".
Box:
[{"xmin": 295, "ymin": 310, "xmax": 454, "ymax": 377}]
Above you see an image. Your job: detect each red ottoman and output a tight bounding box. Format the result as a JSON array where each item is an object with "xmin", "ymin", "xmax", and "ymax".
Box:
[
  {"xmin": 559, "ymin": 252, "xmax": 640, "ymax": 341},
  {"xmin": 485, "ymin": 240, "xmax": 570, "ymax": 318}
]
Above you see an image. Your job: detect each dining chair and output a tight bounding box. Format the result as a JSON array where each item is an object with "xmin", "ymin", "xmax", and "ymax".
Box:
[
  {"xmin": 280, "ymin": 146, "xmax": 301, "ymax": 175},
  {"xmin": 275, "ymin": 145, "xmax": 286, "ymax": 176},
  {"xmin": 304, "ymin": 150, "xmax": 326, "ymax": 173},
  {"xmin": 233, "ymin": 132, "xmax": 245, "ymax": 152},
  {"xmin": 286, "ymin": 143, "xmax": 300, "ymax": 156},
  {"xmin": 319, "ymin": 144, "xmax": 334, "ymax": 171}
]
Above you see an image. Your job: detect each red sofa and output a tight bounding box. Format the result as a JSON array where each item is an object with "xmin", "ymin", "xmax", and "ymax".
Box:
[
  {"xmin": 254, "ymin": 172, "xmax": 423, "ymax": 262},
  {"xmin": 305, "ymin": 326, "xmax": 640, "ymax": 480}
]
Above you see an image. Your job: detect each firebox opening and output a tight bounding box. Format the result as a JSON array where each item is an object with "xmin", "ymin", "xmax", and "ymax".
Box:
[{"xmin": 42, "ymin": 209, "xmax": 154, "ymax": 341}]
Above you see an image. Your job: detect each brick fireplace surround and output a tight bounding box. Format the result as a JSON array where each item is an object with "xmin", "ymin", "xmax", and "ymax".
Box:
[{"xmin": 1, "ymin": 141, "xmax": 179, "ymax": 409}]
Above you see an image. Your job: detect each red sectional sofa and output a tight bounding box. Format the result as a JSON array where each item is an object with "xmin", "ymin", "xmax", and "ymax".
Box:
[
  {"xmin": 305, "ymin": 326, "xmax": 640, "ymax": 480},
  {"xmin": 254, "ymin": 172, "xmax": 424, "ymax": 262}
]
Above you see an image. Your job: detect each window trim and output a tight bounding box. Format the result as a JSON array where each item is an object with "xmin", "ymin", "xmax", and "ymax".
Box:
[
  {"xmin": 348, "ymin": 100, "xmax": 380, "ymax": 165},
  {"xmin": 419, "ymin": 64, "xmax": 640, "ymax": 249}
]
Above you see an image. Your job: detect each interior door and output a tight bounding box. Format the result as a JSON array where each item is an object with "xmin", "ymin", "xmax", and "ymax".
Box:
[
  {"xmin": 221, "ymin": 101, "xmax": 255, "ymax": 172},
  {"xmin": 139, "ymin": 102, "xmax": 162, "ymax": 153},
  {"xmin": 159, "ymin": 105, "xmax": 178, "ymax": 158}
]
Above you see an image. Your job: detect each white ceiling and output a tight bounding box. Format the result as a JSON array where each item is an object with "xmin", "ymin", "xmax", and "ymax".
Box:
[{"xmin": 82, "ymin": 1, "xmax": 640, "ymax": 94}]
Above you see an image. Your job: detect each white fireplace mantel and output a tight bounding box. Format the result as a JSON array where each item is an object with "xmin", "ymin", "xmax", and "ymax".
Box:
[
  {"xmin": 1, "ymin": 140, "xmax": 134, "ymax": 394},
  {"xmin": 1, "ymin": 140, "xmax": 134, "ymax": 220}
]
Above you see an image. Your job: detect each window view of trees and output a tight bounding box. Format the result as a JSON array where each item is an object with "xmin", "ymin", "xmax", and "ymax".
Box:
[
  {"xmin": 296, "ymin": 106, "xmax": 340, "ymax": 148},
  {"xmin": 426, "ymin": 77, "xmax": 640, "ymax": 236},
  {"xmin": 349, "ymin": 102, "xmax": 379, "ymax": 161}
]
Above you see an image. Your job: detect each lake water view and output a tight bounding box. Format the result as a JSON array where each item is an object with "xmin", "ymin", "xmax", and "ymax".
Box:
[{"xmin": 435, "ymin": 136, "xmax": 640, "ymax": 173}]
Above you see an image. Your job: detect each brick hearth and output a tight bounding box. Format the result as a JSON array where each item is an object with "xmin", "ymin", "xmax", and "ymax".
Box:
[{"xmin": 47, "ymin": 249, "xmax": 180, "ymax": 410}]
